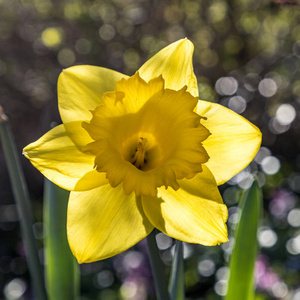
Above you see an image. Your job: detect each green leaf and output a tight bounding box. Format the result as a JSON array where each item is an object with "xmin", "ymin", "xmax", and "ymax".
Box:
[
  {"xmin": 225, "ymin": 181, "xmax": 262, "ymax": 300},
  {"xmin": 146, "ymin": 230, "xmax": 171, "ymax": 300},
  {"xmin": 0, "ymin": 108, "xmax": 47, "ymax": 300},
  {"xmin": 169, "ymin": 240, "xmax": 185, "ymax": 300},
  {"xmin": 44, "ymin": 179, "xmax": 79, "ymax": 300}
]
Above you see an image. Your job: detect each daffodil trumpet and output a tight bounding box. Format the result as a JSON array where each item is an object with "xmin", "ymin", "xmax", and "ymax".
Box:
[{"xmin": 23, "ymin": 39, "xmax": 262, "ymax": 264}]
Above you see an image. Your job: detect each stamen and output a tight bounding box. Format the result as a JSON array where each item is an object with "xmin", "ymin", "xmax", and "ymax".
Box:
[{"xmin": 131, "ymin": 137, "xmax": 148, "ymax": 170}]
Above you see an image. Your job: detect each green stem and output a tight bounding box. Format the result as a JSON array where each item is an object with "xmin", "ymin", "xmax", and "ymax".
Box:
[
  {"xmin": 0, "ymin": 107, "xmax": 47, "ymax": 300},
  {"xmin": 146, "ymin": 230, "xmax": 170, "ymax": 300},
  {"xmin": 169, "ymin": 240, "xmax": 185, "ymax": 300},
  {"xmin": 44, "ymin": 179, "xmax": 79, "ymax": 300}
]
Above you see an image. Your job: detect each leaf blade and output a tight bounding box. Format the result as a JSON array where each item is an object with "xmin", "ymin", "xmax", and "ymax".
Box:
[
  {"xmin": 0, "ymin": 108, "xmax": 47, "ymax": 300},
  {"xmin": 225, "ymin": 181, "xmax": 262, "ymax": 300}
]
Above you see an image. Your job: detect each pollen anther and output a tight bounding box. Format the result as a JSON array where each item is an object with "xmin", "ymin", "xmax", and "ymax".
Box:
[{"xmin": 131, "ymin": 137, "xmax": 148, "ymax": 170}]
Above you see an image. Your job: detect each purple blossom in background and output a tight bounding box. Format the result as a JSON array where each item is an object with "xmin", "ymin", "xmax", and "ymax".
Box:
[
  {"xmin": 256, "ymin": 254, "xmax": 280, "ymax": 292},
  {"xmin": 269, "ymin": 189, "xmax": 296, "ymax": 220}
]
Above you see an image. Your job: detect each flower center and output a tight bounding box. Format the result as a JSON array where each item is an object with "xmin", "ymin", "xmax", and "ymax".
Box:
[
  {"xmin": 121, "ymin": 133, "xmax": 162, "ymax": 172},
  {"xmin": 131, "ymin": 137, "xmax": 148, "ymax": 170},
  {"xmin": 82, "ymin": 72, "xmax": 211, "ymax": 196}
]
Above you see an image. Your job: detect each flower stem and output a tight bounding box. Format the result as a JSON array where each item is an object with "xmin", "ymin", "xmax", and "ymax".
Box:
[
  {"xmin": 0, "ymin": 107, "xmax": 47, "ymax": 300},
  {"xmin": 44, "ymin": 179, "xmax": 80, "ymax": 300},
  {"xmin": 169, "ymin": 240, "xmax": 185, "ymax": 300},
  {"xmin": 146, "ymin": 230, "xmax": 170, "ymax": 300}
]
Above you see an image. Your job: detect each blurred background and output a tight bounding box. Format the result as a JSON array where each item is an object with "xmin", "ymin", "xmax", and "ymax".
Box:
[{"xmin": 0, "ymin": 0, "xmax": 300, "ymax": 299}]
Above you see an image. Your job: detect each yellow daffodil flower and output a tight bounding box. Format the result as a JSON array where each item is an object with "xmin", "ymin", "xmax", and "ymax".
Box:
[{"xmin": 23, "ymin": 39, "xmax": 262, "ymax": 263}]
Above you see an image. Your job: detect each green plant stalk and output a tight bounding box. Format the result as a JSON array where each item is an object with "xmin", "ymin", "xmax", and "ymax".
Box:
[
  {"xmin": 146, "ymin": 230, "xmax": 171, "ymax": 300},
  {"xmin": 44, "ymin": 179, "xmax": 79, "ymax": 300},
  {"xmin": 169, "ymin": 240, "xmax": 185, "ymax": 300},
  {"xmin": 0, "ymin": 107, "xmax": 47, "ymax": 300},
  {"xmin": 225, "ymin": 181, "xmax": 262, "ymax": 300}
]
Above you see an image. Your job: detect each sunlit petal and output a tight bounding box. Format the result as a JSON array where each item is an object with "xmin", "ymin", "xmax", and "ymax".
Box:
[
  {"xmin": 67, "ymin": 185, "xmax": 153, "ymax": 263},
  {"xmin": 23, "ymin": 124, "xmax": 99, "ymax": 191},
  {"xmin": 75, "ymin": 170, "xmax": 108, "ymax": 191},
  {"xmin": 63, "ymin": 121, "xmax": 93, "ymax": 149},
  {"xmin": 138, "ymin": 39, "xmax": 199, "ymax": 97},
  {"xmin": 58, "ymin": 65, "xmax": 128, "ymax": 123},
  {"xmin": 115, "ymin": 72, "xmax": 164, "ymax": 113},
  {"xmin": 197, "ymin": 101, "xmax": 262, "ymax": 185},
  {"xmin": 142, "ymin": 166, "xmax": 228, "ymax": 245}
]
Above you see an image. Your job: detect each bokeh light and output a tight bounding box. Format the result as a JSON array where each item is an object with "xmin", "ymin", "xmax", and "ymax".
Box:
[
  {"xmin": 41, "ymin": 27, "xmax": 63, "ymax": 48},
  {"xmin": 215, "ymin": 77, "xmax": 238, "ymax": 96},
  {"xmin": 197, "ymin": 259, "xmax": 216, "ymax": 277},
  {"xmin": 95, "ymin": 270, "xmax": 114, "ymax": 288},
  {"xmin": 275, "ymin": 104, "xmax": 296, "ymax": 126},
  {"xmin": 228, "ymin": 96, "xmax": 247, "ymax": 114},
  {"xmin": 258, "ymin": 227, "xmax": 278, "ymax": 248},
  {"xmin": 287, "ymin": 208, "xmax": 300, "ymax": 227},
  {"xmin": 258, "ymin": 78, "xmax": 277, "ymax": 97},
  {"xmin": 3, "ymin": 278, "xmax": 27, "ymax": 300},
  {"xmin": 155, "ymin": 232, "xmax": 173, "ymax": 250},
  {"xmin": 261, "ymin": 156, "xmax": 281, "ymax": 175},
  {"xmin": 214, "ymin": 279, "xmax": 228, "ymax": 296}
]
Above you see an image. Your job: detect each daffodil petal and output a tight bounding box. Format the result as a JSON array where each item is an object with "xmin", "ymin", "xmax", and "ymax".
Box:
[
  {"xmin": 67, "ymin": 185, "xmax": 154, "ymax": 263},
  {"xmin": 142, "ymin": 166, "xmax": 228, "ymax": 245},
  {"xmin": 75, "ymin": 170, "xmax": 108, "ymax": 191},
  {"xmin": 197, "ymin": 101, "xmax": 262, "ymax": 185},
  {"xmin": 58, "ymin": 65, "xmax": 128, "ymax": 123},
  {"xmin": 115, "ymin": 72, "xmax": 165, "ymax": 114},
  {"xmin": 138, "ymin": 39, "xmax": 199, "ymax": 97},
  {"xmin": 63, "ymin": 121, "xmax": 93, "ymax": 150},
  {"xmin": 23, "ymin": 124, "xmax": 101, "ymax": 191}
]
